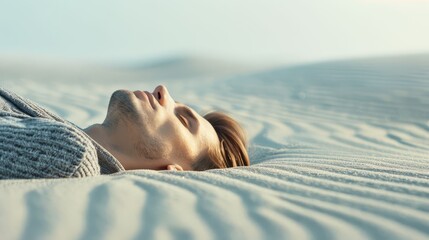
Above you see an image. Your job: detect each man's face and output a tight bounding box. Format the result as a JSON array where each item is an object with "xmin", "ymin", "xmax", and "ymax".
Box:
[{"xmin": 104, "ymin": 85, "xmax": 219, "ymax": 170}]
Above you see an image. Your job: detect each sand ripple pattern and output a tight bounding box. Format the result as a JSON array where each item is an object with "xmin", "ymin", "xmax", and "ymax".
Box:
[{"xmin": 0, "ymin": 55, "xmax": 428, "ymax": 239}]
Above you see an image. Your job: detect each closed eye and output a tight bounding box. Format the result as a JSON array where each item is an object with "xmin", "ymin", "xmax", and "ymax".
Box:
[
  {"xmin": 175, "ymin": 104, "xmax": 198, "ymax": 132},
  {"xmin": 178, "ymin": 115, "xmax": 189, "ymax": 129}
]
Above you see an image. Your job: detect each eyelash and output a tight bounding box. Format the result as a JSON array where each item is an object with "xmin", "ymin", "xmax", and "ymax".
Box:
[{"xmin": 178, "ymin": 115, "xmax": 188, "ymax": 128}]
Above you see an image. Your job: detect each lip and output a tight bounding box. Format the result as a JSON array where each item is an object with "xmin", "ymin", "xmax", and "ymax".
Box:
[
  {"xmin": 143, "ymin": 91, "xmax": 157, "ymax": 110},
  {"xmin": 133, "ymin": 90, "xmax": 156, "ymax": 110},
  {"xmin": 133, "ymin": 90, "xmax": 145, "ymax": 100}
]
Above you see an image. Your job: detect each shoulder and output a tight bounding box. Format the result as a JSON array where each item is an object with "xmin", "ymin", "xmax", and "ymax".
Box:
[
  {"xmin": 0, "ymin": 88, "xmax": 64, "ymax": 121},
  {"xmin": 0, "ymin": 116, "xmax": 100, "ymax": 179}
]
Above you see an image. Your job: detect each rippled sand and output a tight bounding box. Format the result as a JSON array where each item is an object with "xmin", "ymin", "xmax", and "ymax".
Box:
[{"xmin": 0, "ymin": 54, "xmax": 428, "ymax": 240}]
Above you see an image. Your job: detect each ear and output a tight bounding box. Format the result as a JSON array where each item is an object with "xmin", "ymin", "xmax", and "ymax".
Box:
[{"xmin": 166, "ymin": 164, "xmax": 184, "ymax": 171}]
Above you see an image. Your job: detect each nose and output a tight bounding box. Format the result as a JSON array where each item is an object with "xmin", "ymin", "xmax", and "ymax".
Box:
[{"xmin": 153, "ymin": 85, "xmax": 174, "ymax": 107}]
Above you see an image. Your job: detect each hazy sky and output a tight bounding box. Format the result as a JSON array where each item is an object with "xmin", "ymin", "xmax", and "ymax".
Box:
[{"xmin": 0, "ymin": 0, "xmax": 429, "ymax": 64}]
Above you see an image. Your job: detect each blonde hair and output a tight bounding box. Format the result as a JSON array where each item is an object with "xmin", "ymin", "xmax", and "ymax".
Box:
[{"xmin": 192, "ymin": 112, "xmax": 250, "ymax": 170}]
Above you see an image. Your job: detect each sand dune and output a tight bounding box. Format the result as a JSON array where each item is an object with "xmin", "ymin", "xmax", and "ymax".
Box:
[{"xmin": 0, "ymin": 54, "xmax": 428, "ymax": 240}]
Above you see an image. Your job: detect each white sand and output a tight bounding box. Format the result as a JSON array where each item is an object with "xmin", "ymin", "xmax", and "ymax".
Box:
[{"xmin": 0, "ymin": 54, "xmax": 428, "ymax": 240}]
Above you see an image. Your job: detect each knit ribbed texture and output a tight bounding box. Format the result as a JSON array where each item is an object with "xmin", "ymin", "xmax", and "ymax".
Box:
[{"xmin": 0, "ymin": 88, "xmax": 124, "ymax": 179}]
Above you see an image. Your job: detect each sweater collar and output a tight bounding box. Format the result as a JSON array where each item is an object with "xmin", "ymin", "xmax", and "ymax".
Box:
[{"xmin": 0, "ymin": 88, "xmax": 125, "ymax": 174}]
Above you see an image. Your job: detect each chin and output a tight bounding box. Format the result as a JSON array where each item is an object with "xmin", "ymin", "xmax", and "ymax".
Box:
[{"xmin": 106, "ymin": 90, "xmax": 140, "ymax": 122}]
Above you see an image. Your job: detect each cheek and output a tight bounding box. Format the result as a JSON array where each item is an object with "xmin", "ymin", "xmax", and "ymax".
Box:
[
  {"xmin": 158, "ymin": 122, "xmax": 195, "ymax": 158},
  {"xmin": 136, "ymin": 136, "xmax": 169, "ymax": 160},
  {"xmin": 158, "ymin": 122, "xmax": 183, "ymax": 145},
  {"xmin": 132, "ymin": 119, "xmax": 173, "ymax": 160}
]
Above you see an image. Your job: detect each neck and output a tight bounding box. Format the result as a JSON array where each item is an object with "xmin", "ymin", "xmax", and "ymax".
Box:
[
  {"xmin": 84, "ymin": 123, "xmax": 110, "ymax": 149},
  {"xmin": 83, "ymin": 123, "xmax": 131, "ymax": 168}
]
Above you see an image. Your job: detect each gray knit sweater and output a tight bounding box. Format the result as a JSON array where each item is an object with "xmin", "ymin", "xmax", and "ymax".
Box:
[{"xmin": 0, "ymin": 88, "xmax": 125, "ymax": 179}]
